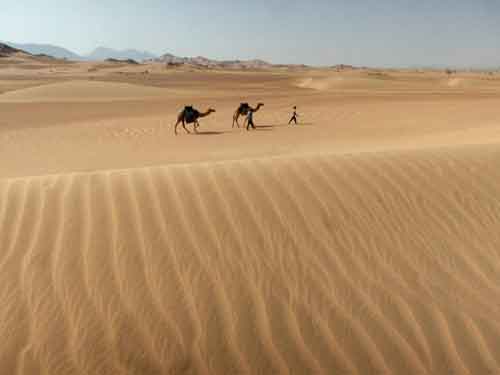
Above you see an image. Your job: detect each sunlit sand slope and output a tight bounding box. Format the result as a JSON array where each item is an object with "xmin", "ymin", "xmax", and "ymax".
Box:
[
  {"xmin": 2, "ymin": 146, "xmax": 500, "ymax": 374},
  {"xmin": 0, "ymin": 80, "xmax": 170, "ymax": 102}
]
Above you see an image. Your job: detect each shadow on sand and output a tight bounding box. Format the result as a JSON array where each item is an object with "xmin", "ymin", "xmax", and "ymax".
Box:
[
  {"xmin": 283, "ymin": 122, "xmax": 314, "ymax": 127},
  {"xmin": 259, "ymin": 122, "xmax": 315, "ymax": 129},
  {"xmin": 251, "ymin": 125, "xmax": 275, "ymax": 131},
  {"xmin": 194, "ymin": 131, "xmax": 226, "ymax": 136}
]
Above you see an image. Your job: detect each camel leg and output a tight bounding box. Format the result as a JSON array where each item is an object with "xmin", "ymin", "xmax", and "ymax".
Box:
[
  {"xmin": 174, "ymin": 120, "xmax": 180, "ymax": 135},
  {"xmin": 194, "ymin": 121, "xmax": 199, "ymax": 133},
  {"xmin": 182, "ymin": 121, "xmax": 190, "ymax": 134},
  {"xmin": 233, "ymin": 113, "xmax": 240, "ymax": 128}
]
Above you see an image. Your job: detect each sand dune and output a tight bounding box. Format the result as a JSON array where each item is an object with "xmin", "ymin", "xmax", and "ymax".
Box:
[
  {"xmin": 0, "ymin": 80, "xmax": 171, "ymax": 102},
  {"xmin": 2, "ymin": 65, "xmax": 500, "ymax": 374},
  {"xmin": 2, "ymin": 145, "xmax": 500, "ymax": 374},
  {"xmin": 296, "ymin": 71, "xmax": 500, "ymax": 93}
]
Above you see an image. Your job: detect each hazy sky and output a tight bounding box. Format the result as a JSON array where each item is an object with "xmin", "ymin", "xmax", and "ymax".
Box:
[{"xmin": 2, "ymin": 0, "xmax": 500, "ymax": 66}]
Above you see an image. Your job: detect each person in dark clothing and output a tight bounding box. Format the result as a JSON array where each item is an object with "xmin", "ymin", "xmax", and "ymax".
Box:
[
  {"xmin": 289, "ymin": 106, "xmax": 299, "ymax": 125},
  {"xmin": 245, "ymin": 108, "xmax": 256, "ymax": 130}
]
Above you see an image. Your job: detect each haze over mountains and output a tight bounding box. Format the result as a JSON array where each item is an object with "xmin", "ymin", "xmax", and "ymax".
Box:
[
  {"xmin": 5, "ymin": 41, "xmax": 495, "ymax": 70},
  {"xmin": 85, "ymin": 47, "xmax": 157, "ymax": 62},
  {"xmin": 3, "ymin": 42, "xmax": 81, "ymax": 60},
  {"xmin": 1, "ymin": 41, "xmax": 277, "ymax": 68},
  {"xmin": 4, "ymin": 41, "xmax": 157, "ymax": 61}
]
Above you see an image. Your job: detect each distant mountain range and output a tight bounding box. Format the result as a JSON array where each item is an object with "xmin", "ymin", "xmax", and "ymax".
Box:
[
  {"xmin": 4, "ymin": 42, "xmax": 82, "ymax": 60},
  {"xmin": 3, "ymin": 42, "xmax": 157, "ymax": 62},
  {"xmin": 1, "ymin": 41, "xmax": 283, "ymax": 68},
  {"xmin": 85, "ymin": 47, "xmax": 157, "ymax": 62}
]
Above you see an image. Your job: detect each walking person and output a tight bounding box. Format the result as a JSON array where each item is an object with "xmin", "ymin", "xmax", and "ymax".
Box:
[
  {"xmin": 245, "ymin": 107, "xmax": 256, "ymax": 130},
  {"xmin": 289, "ymin": 106, "xmax": 299, "ymax": 125}
]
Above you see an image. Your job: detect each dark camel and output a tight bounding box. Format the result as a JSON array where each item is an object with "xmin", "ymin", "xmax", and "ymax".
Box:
[
  {"xmin": 232, "ymin": 103, "xmax": 264, "ymax": 128},
  {"xmin": 174, "ymin": 106, "xmax": 216, "ymax": 135}
]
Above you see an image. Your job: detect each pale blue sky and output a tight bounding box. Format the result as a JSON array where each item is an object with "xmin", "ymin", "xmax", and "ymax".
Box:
[{"xmin": 2, "ymin": 0, "xmax": 500, "ymax": 66}]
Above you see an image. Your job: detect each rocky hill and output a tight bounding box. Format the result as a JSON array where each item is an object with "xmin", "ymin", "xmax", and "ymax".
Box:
[
  {"xmin": 0, "ymin": 42, "xmax": 25, "ymax": 57},
  {"xmin": 4, "ymin": 42, "xmax": 80, "ymax": 60},
  {"xmin": 152, "ymin": 53, "xmax": 274, "ymax": 69}
]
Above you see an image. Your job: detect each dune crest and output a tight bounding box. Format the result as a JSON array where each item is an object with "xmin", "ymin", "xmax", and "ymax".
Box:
[
  {"xmin": 296, "ymin": 76, "xmax": 345, "ymax": 90},
  {"xmin": 0, "ymin": 80, "xmax": 170, "ymax": 103},
  {"xmin": 2, "ymin": 147, "xmax": 500, "ymax": 374}
]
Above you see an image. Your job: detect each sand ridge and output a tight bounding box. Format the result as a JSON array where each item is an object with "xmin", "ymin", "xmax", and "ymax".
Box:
[
  {"xmin": 2, "ymin": 146, "xmax": 500, "ymax": 374},
  {"xmin": 0, "ymin": 80, "xmax": 177, "ymax": 102}
]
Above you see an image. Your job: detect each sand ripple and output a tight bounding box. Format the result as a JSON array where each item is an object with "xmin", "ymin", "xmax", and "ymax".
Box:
[{"xmin": 2, "ymin": 146, "xmax": 500, "ymax": 374}]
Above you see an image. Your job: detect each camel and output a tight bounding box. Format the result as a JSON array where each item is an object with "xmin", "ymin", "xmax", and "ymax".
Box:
[
  {"xmin": 175, "ymin": 106, "xmax": 216, "ymax": 135},
  {"xmin": 232, "ymin": 102, "xmax": 264, "ymax": 128}
]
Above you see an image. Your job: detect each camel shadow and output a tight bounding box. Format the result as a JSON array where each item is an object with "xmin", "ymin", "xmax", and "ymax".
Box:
[
  {"xmin": 254, "ymin": 124, "xmax": 275, "ymax": 131},
  {"xmin": 194, "ymin": 130, "xmax": 226, "ymax": 136}
]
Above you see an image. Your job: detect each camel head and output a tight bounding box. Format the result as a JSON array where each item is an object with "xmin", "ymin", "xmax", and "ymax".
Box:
[
  {"xmin": 257, "ymin": 103, "xmax": 264, "ymax": 107},
  {"xmin": 198, "ymin": 108, "xmax": 216, "ymax": 118}
]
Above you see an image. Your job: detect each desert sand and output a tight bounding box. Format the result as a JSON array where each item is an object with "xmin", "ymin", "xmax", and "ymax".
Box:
[{"xmin": 2, "ymin": 53, "xmax": 500, "ymax": 374}]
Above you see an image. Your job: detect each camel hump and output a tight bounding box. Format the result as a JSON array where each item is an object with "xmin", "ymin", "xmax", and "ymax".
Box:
[
  {"xmin": 239, "ymin": 103, "xmax": 250, "ymax": 115},
  {"xmin": 183, "ymin": 106, "xmax": 198, "ymax": 122}
]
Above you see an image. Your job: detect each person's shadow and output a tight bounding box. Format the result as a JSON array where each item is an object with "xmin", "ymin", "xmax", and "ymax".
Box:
[{"xmin": 287, "ymin": 122, "xmax": 314, "ymax": 126}]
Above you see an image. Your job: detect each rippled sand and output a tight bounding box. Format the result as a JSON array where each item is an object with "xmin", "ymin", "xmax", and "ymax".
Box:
[{"xmin": 2, "ymin": 61, "xmax": 500, "ymax": 374}]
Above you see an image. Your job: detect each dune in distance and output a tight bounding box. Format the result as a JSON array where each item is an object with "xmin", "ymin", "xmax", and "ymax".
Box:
[{"xmin": 2, "ymin": 52, "xmax": 500, "ymax": 374}]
